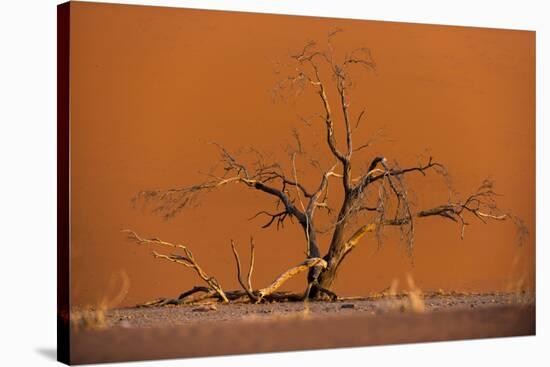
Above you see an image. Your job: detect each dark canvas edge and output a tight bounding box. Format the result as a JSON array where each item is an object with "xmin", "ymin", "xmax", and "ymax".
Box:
[{"xmin": 57, "ymin": 1, "xmax": 71, "ymax": 365}]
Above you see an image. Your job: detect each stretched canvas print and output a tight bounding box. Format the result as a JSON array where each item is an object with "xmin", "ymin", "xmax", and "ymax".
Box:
[{"xmin": 57, "ymin": 1, "xmax": 536, "ymax": 364}]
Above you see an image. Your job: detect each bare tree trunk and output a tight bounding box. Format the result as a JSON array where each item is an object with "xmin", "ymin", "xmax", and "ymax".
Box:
[
  {"xmin": 318, "ymin": 244, "xmax": 346, "ymax": 289},
  {"xmin": 309, "ymin": 198, "xmax": 353, "ymax": 298}
]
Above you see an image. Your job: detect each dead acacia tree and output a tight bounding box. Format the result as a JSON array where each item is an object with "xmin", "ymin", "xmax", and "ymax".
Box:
[{"xmin": 127, "ymin": 30, "xmax": 527, "ymax": 303}]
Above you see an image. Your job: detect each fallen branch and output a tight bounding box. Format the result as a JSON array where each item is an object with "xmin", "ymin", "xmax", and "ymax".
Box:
[
  {"xmin": 258, "ymin": 257, "xmax": 328, "ymax": 301},
  {"xmin": 122, "ymin": 229, "xmax": 229, "ymax": 303},
  {"xmin": 126, "ymin": 231, "xmax": 332, "ymax": 306}
]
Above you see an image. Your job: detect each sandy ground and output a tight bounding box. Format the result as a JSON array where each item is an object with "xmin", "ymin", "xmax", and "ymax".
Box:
[{"xmin": 70, "ymin": 293, "xmax": 535, "ymax": 365}]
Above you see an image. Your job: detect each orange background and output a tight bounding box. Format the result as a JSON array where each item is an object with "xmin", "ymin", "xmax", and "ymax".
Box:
[{"xmin": 69, "ymin": 2, "xmax": 535, "ymax": 308}]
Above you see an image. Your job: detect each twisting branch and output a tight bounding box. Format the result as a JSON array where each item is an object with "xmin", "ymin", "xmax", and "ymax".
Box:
[
  {"xmin": 314, "ymin": 66, "xmax": 349, "ymax": 165},
  {"xmin": 133, "ymin": 143, "xmax": 317, "ymax": 243},
  {"xmin": 415, "ymin": 178, "xmax": 509, "ymax": 239},
  {"xmin": 343, "ymin": 223, "xmax": 377, "ymax": 253},
  {"xmin": 290, "ymin": 151, "xmax": 313, "ymax": 256},
  {"xmin": 343, "ymin": 47, "xmax": 376, "ymax": 69},
  {"xmin": 341, "ymin": 179, "xmax": 523, "ymax": 261},
  {"xmin": 306, "ymin": 162, "xmax": 339, "ymax": 218},
  {"xmin": 122, "ymin": 229, "xmax": 229, "ymax": 303},
  {"xmin": 354, "ymin": 156, "xmax": 444, "ymax": 197},
  {"xmin": 335, "ymin": 67, "xmax": 353, "ymax": 157},
  {"xmin": 257, "ymin": 257, "xmax": 328, "ymax": 302},
  {"xmin": 248, "ymin": 210, "xmax": 289, "ymax": 229}
]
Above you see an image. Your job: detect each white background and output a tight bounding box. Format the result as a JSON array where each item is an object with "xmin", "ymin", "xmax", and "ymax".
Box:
[{"xmin": 0, "ymin": 0, "xmax": 547, "ymax": 365}]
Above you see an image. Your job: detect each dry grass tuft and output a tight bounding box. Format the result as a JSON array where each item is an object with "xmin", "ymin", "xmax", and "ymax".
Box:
[
  {"xmin": 71, "ymin": 303, "xmax": 108, "ymax": 332},
  {"xmin": 71, "ymin": 271, "xmax": 130, "ymax": 332},
  {"xmin": 301, "ymin": 300, "xmax": 312, "ymax": 319},
  {"xmin": 508, "ymin": 275, "xmax": 535, "ymax": 304},
  {"xmin": 405, "ymin": 274, "xmax": 425, "ymax": 313},
  {"xmin": 375, "ymin": 276, "xmax": 425, "ymax": 313}
]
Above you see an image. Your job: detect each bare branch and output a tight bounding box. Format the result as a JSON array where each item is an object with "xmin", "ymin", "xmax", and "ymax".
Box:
[
  {"xmin": 306, "ymin": 163, "xmax": 339, "ymax": 216},
  {"xmin": 122, "ymin": 229, "xmax": 229, "ymax": 303},
  {"xmin": 355, "ymin": 108, "xmax": 366, "ymax": 129},
  {"xmin": 257, "ymin": 257, "xmax": 327, "ymax": 302},
  {"xmin": 247, "ymin": 237, "xmax": 255, "ymax": 292},
  {"xmin": 230, "ymin": 240, "xmax": 258, "ymax": 302},
  {"xmin": 248, "ymin": 210, "xmax": 289, "ymax": 229},
  {"xmin": 352, "ymin": 128, "xmax": 387, "ymax": 153},
  {"xmin": 344, "ymin": 223, "xmax": 377, "ymax": 253},
  {"xmin": 343, "ymin": 47, "xmax": 376, "ymax": 70},
  {"xmin": 335, "ymin": 69, "xmax": 353, "ymax": 157},
  {"xmin": 354, "ymin": 156, "xmax": 443, "ymax": 196},
  {"xmin": 374, "ymin": 179, "xmax": 516, "ymax": 242},
  {"xmin": 314, "ymin": 67, "xmax": 349, "ymax": 165},
  {"xmin": 133, "ymin": 143, "xmax": 319, "ymax": 241}
]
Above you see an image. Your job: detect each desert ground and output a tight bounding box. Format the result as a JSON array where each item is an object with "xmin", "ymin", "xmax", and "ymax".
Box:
[{"xmin": 70, "ymin": 292, "xmax": 535, "ymax": 365}]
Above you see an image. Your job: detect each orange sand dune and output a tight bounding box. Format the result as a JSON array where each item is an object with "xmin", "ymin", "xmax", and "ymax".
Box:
[{"xmin": 68, "ymin": 2, "xmax": 535, "ymax": 308}]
